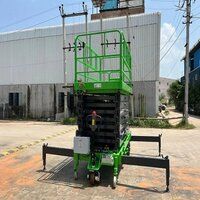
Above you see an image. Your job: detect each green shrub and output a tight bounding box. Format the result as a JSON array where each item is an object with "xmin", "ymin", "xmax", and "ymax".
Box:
[
  {"xmin": 164, "ymin": 110, "xmax": 169, "ymax": 116},
  {"xmin": 129, "ymin": 117, "xmax": 195, "ymax": 129},
  {"xmin": 62, "ymin": 117, "xmax": 77, "ymax": 125},
  {"xmin": 129, "ymin": 118, "xmax": 172, "ymax": 129},
  {"xmin": 167, "ymin": 80, "xmax": 184, "ymax": 112},
  {"xmin": 168, "ymin": 81, "xmax": 200, "ymax": 115}
]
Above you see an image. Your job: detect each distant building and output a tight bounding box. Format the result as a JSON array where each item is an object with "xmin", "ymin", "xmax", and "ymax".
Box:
[
  {"xmin": 158, "ymin": 77, "xmax": 176, "ymax": 103},
  {"xmin": 0, "ymin": 2, "xmax": 161, "ymax": 119}
]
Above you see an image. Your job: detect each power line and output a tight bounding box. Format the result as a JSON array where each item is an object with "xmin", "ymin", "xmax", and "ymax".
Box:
[
  {"xmin": 166, "ymin": 50, "xmax": 183, "ymax": 78},
  {"xmin": 0, "ymin": 6, "xmax": 58, "ymax": 31},
  {"xmin": 0, "ymin": 1, "xmax": 92, "ymax": 31},
  {"xmin": 193, "ymin": 11, "xmax": 200, "ymax": 16},
  {"xmin": 1, "ymin": 6, "xmax": 92, "ymax": 35},
  {"xmin": 160, "ymin": 13, "xmax": 184, "ymax": 51},
  {"xmin": 19, "ymin": 15, "xmax": 60, "ymax": 31},
  {"xmin": 193, "ymin": 4, "xmax": 200, "ymax": 12},
  {"xmin": 147, "ymin": 7, "xmax": 176, "ymax": 11},
  {"xmin": 140, "ymin": 25, "xmax": 185, "ymax": 80},
  {"xmin": 191, "ymin": 22, "xmax": 200, "ymax": 34},
  {"xmin": 160, "ymin": 26, "xmax": 185, "ymax": 61},
  {"xmin": 150, "ymin": 0, "xmax": 177, "ymax": 2}
]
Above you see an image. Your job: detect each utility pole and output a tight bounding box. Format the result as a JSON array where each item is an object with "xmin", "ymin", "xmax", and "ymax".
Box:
[
  {"xmin": 125, "ymin": 1, "xmax": 134, "ymax": 118},
  {"xmin": 59, "ymin": 5, "xmax": 67, "ymax": 85},
  {"xmin": 183, "ymin": 0, "xmax": 191, "ymax": 124},
  {"xmin": 59, "ymin": 3, "xmax": 88, "ymax": 85},
  {"xmin": 59, "ymin": 3, "xmax": 88, "ymax": 118}
]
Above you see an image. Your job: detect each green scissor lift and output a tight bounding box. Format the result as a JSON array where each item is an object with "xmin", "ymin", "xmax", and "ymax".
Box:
[
  {"xmin": 73, "ymin": 30, "xmax": 132, "ymax": 187},
  {"xmin": 42, "ymin": 30, "xmax": 170, "ymax": 191}
]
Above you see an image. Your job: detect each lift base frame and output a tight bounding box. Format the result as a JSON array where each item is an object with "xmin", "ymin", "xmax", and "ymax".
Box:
[{"xmin": 42, "ymin": 133, "xmax": 170, "ymax": 191}]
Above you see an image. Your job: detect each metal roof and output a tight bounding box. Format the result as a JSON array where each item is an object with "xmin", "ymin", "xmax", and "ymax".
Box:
[{"xmin": 182, "ymin": 39, "xmax": 200, "ymax": 61}]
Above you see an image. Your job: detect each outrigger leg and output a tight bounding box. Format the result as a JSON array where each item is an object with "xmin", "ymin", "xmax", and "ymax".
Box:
[
  {"xmin": 131, "ymin": 134, "xmax": 162, "ymax": 156},
  {"xmin": 122, "ymin": 155, "xmax": 170, "ymax": 192},
  {"xmin": 42, "ymin": 143, "xmax": 74, "ymax": 171}
]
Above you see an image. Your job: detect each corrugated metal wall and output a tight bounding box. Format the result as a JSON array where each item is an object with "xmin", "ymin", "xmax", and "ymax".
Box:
[{"xmin": 0, "ymin": 13, "xmax": 160, "ymax": 85}]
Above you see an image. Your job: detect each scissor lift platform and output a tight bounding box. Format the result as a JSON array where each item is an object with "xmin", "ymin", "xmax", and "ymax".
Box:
[{"xmin": 42, "ymin": 30, "xmax": 170, "ymax": 192}]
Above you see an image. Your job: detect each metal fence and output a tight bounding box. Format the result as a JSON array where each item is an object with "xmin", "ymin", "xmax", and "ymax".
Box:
[{"xmin": 0, "ymin": 103, "xmax": 25, "ymax": 119}]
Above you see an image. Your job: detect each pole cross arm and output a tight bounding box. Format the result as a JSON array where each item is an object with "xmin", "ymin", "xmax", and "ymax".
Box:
[{"xmin": 62, "ymin": 11, "xmax": 88, "ymax": 18}]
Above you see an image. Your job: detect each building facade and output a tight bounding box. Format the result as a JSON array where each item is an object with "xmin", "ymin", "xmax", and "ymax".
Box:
[
  {"xmin": 158, "ymin": 77, "xmax": 176, "ymax": 103},
  {"xmin": 182, "ymin": 39, "xmax": 200, "ymax": 85},
  {"xmin": 0, "ymin": 12, "xmax": 161, "ymax": 119},
  {"xmin": 189, "ymin": 40, "xmax": 200, "ymax": 85}
]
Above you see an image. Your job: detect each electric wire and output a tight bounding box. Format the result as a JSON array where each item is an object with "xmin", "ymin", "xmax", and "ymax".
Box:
[
  {"xmin": 166, "ymin": 50, "xmax": 184, "ymax": 78},
  {"xmin": 0, "ymin": 6, "xmax": 59, "ymax": 31},
  {"xmin": 160, "ymin": 26, "xmax": 185, "ymax": 61},
  {"xmin": 0, "ymin": 1, "xmax": 92, "ymax": 32},
  {"xmin": 160, "ymin": 12, "xmax": 184, "ymax": 51},
  {"xmin": 19, "ymin": 15, "xmax": 60, "ymax": 31},
  {"xmin": 1, "ymin": 6, "xmax": 92, "ymax": 34}
]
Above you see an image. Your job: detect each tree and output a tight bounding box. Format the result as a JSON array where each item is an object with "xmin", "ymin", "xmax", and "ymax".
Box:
[
  {"xmin": 168, "ymin": 80, "xmax": 200, "ymax": 115},
  {"xmin": 159, "ymin": 93, "xmax": 166, "ymax": 103},
  {"xmin": 167, "ymin": 80, "xmax": 184, "ymax": 111}
]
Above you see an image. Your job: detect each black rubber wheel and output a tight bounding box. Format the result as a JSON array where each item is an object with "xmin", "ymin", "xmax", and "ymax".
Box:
[
  {"xmin": 74, "ymin": 171, "xmax": 78, "ymax": 180},
  {"xmin": 126, "ymin": 142, "xmax": 130, "ymax": 155},
  {"xmin": 89, "ymin": 172, "xmax": 95, "ymax": 185},
  {"xmin": 112, "ymin": 176, "xmax": 117, "ymax": 189}
]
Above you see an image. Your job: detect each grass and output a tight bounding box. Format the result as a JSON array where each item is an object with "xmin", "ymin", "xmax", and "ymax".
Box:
[
  {"xmin": 129, "ymin": 118, "xmax": 172, "ymax": 129},
  {"xmin": 62, "ymin": 117, "xmax": 77, "ymax": 125},
  {"xmin": 174, "ymin": 118, "xmax": 196, "ymax": 129},
  {"xmin": 61, "ymin": 116, "xmax": 195, "ymax": 129},
  {"xmin": 129, "ymin": 118, "xmax": 195, "ymax": 129},
  {"xmin": 164, "ymin": 110, "xmax": 169, "ymax": 116}
]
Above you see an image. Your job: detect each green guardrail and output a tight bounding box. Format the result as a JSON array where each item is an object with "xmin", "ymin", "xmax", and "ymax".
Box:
[{"xmin": 74, "ymin": 30, "xmax": 132, "ymax": 94}]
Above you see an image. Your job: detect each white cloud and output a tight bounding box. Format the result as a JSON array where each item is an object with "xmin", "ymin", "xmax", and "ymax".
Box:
[{"xmin": 160, "ymin": 23, "xmax": 185, "ymax": 79}]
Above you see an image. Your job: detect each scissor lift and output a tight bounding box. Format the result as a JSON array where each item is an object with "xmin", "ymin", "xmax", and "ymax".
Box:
[{"xmin": 42, "ymin": 30, "xmax": 170, "ymax": 191}]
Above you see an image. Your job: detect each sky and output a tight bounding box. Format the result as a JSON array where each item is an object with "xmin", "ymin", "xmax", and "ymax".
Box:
[{"xmin": 0, "ymin": 0, "xmax": 200, "ymax": 80}]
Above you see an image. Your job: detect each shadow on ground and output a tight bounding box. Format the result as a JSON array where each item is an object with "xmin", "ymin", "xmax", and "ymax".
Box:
[
  {"xmin": 37, "ymin": 158, "xmax": 116, "ymax": 189},
  {"xmin": 37, "ymin": 158, "xmax": 166, "ymax": 193}
]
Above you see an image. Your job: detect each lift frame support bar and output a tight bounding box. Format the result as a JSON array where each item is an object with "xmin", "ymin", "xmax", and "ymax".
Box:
[
  {"xmin": 122, "ymin": 155, "xmax": 170, "ymax": 192},
  {"xmin": 42, "ymin": 144, "xmax": 73, "ymax": 170},
  {"xmin": 131, "ymin": 134, "xmax": 162, "ymax": 156}
]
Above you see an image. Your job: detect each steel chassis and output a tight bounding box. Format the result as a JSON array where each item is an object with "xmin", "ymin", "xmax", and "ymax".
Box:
[{"xmin": 42, "ymin": 133, "xmax": 170, "ymax": 191}]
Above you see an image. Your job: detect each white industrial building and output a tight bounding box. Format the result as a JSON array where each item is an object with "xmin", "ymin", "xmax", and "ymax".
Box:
[{"xmin": 0, "ymin": 12, "xmax": 160, "ymax": 119}]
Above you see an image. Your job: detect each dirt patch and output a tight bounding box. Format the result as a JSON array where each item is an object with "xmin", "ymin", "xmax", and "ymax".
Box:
[{"xmin": 0, "ymin": 152, "xmax": 40, "ymax": 199}]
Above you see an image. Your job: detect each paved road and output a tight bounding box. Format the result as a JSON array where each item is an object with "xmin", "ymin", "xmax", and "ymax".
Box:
[{"xmin": 0, "ymin": 116, "xmax": 200, "ymax": 199}]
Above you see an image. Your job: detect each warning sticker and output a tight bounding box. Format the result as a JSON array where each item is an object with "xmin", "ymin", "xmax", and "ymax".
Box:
[{"xmin": 94, "ymin": 83, "xmax": 102, "ymax": 88}]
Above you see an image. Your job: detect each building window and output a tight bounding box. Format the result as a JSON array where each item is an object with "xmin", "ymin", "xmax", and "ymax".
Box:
[
  {"xmin": 195, "ymin": 74, "xmax": 198, "ymax": 81},
  {"xmin": 67, "ymin": 92, "xmax": 75, "ymax": 114},
  {"xmin": 58, "ymin": 92, "xmax": 64, "ymax": 113},
  {"xmin": 167, "ymin": 83, "xmax": 169, "ymax": 86},
  {"xmin": 9, "ymin": 93, "xmax": 22, "ymax": 106},
  {"xmin": 159, "ymin": 89, "xmax": 161, "ymax": 92},
  {"xmin": 190, "ymin": 56, "xmax": 194, "ymax": 71}
]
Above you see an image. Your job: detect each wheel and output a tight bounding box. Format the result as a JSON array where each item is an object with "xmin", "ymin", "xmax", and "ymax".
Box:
[
  {"xmin": 126, "ymin": 142, "xmax": 130, "ymax": 156},
  {"xmin": 96, "ymin": 171, "xmax": 101, "ymax": 183},
  {"xmin": 74, "ymin": 171, "xmax": 78, "ymax": 180},
  {"xmin": 112, "ymin": 176, "xmax": 117, "ymax": 189},
  {"xmin": 89, "ymin": 172, "xmax": 95, "ymax": 185}
]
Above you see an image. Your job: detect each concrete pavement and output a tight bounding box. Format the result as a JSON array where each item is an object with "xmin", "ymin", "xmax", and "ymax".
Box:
[{"xmin": 0, "ymin": 116, "xmax": 200, "ymax": 199}]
